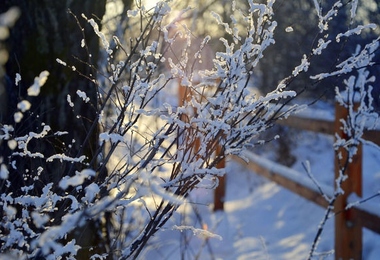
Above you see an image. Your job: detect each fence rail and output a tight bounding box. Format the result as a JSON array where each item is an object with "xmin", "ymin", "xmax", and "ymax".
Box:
[
  {"xmin": 226, "ymin": 103, "xmax": 380, "ymax": 260},
  {"xmin": 230, "ymin": 152, "xmax": 380, "ymax": 235},
  {"xmin": 276, "ymin": 106, "xmax": 380, "ymax": 145},
  {"xmin": 178, "ymin": 81, "xmax": 380, "ymax": 259}
]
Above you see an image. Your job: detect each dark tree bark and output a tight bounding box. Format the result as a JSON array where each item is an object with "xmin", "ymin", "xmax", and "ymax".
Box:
[
  {"xmin": 0, "ymin": 1, "xmax": 106, "ymax": 258},
  {"xmin": 1, "ymin": 0, "xmax": 106, "ymax": 183}
]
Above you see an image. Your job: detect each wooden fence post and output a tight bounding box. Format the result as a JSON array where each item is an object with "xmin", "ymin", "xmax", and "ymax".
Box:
[
  {"xmin": 178, "ymin": 81, "xmax": 226, "ymax": 211},
  {"xmin": 213, "ymin": 144, "xmax": 226, "ymax": 211},
  {"xmin": 334, "ymin": 101, "xmax": 363, "ymax": 260}
]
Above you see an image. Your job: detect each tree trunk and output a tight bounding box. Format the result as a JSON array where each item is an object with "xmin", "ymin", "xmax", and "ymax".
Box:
[
  {"xmin": 1, "ymin": 0, "xmax": 106, "ymax": 180},
  {"xmin": 1, "ymin": 1, "xmax": 106, "ymax": 258}
]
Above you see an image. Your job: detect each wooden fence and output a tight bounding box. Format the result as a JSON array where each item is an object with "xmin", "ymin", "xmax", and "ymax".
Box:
[
  {"xmin": 178, "ymin": 81, "xmax": 380, "ymax": 259},
  {"xmin": 224, "ymin": 102, "xmax": 380, "ymax": 260}
]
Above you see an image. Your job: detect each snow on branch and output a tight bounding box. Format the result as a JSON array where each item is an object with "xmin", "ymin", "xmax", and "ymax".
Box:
[
  {"xmin": 27, "ymin": 70, "xmax": 49, "ymax": 96},
  {"xmin": 311, "ymin": 38, "xmax": 379, "ymax": 80},
  {"xmin": 59, "ymin": 169, "xmax": 96, "ymax": 190},
  {"xmin": 172, "ymin": 225, "xmax": 222, "ymax": 240},
  {"xmin": 334, "ymin": 69, "xmax": 379, "ymax": 158},
  {"xmin": 2, "ymin": 1, "xmax": 380, "ymax": 259}
]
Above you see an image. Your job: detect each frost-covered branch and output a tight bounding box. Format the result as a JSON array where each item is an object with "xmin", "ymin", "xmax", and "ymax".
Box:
[{"xmin": 1, "ymin": 0, "xmax": 379, "ymax": 259}]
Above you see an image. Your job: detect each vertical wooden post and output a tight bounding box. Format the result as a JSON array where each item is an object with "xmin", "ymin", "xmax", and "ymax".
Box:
[
  {"xmin": 178, "ymin": 80, "xmax": 226, "ymax": 211},
  {"xmin": 213, "ymin": 144, "xmax": 226, "ymax": 211},
  {"xmin": 334, "ymin": 101, "xmax": 363, "ymax": 260}
]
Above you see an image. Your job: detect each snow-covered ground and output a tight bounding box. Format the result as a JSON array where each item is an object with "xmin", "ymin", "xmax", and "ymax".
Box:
[{"xmin": 145, "ymin": 114, "xmax": 380, "ymax": 259}]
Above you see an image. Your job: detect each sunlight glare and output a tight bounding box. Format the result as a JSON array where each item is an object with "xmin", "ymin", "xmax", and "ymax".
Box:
[{"xmin": 143, "ymin": 0, "xmax": 160, "ymax": 11}]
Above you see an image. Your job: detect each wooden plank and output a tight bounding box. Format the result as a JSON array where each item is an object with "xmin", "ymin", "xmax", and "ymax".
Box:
[
  {"xmin": 231, "ymin": 149, "xmax": 380, "ymax": 238},
  {"xmin": 213, "ymin": 174, "xmax": 226, "ymax": 211},
  {"xmin": 179, "ymin": 80, "xmax": 226, "ymax": 211},
  {"xmin": 214, "ymin": 144, "xmax": 226, "ymax": 211},
  {"xmin": 231, "ymin": 153, "xmax": 380, "ymax": 235},
  {"xmin": 229, "ymin": 103, "xmax": 380, "ymax": 260},
  {"xmin": 276, "ymin": 116, "xmax": 335, "ymax": 135},
  {"xmin": 352, "ymin": 206, "xmax": 380, "ymax": 234},
  {"xmin": 277, "ymin": 114, "xmax": 380, "ymax": 145},
  {"xmin": 334, "ymin": 102, "xmax": 363, "ymax": 260},
  {"xmin": 362, "ymin": 130, "xmax": 380, "ymax": 146},
  {"xmin": 230, "ymin": 155, "xmax": 330, "ymax": 209}
]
